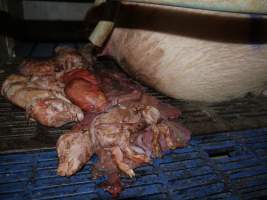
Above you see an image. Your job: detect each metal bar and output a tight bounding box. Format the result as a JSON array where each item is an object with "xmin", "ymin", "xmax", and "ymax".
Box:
[
  {"xmin": 89, "ymin": 20, "xmax": 114, "ymax": 47},
  {"xmin": 120, "ymin": 0, "xmax": 267, "ymax": 14}
]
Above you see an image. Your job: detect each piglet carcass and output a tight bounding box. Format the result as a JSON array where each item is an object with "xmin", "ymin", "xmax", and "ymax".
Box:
[
  {"xmin": 91, "ymin": 2, "xmax": 267, "ymax": 102},
  {"xmin": 63, "ymin": 65, "xmax": 144, "ymax": 113},
  {"xmin": 63, "ymin": 69, "xmax": 108, "ymax": 112},
  {"xmin": 1, "ymin": 74, "xmax": 83, "ymax": 127},
  {"xmin": 56, "ymin": 103, "xmax": 190, "ymax": 197},
  {"xmin": 56, "ymin": 64, "xmax": 189, "ymax": 197},
  {"xmin": 20, "ymin": 47, "xmax": 89, "ymax": 77},
  {"xmin": 65, "ymin": 79, "xmax": 107, "ymax": 112}
]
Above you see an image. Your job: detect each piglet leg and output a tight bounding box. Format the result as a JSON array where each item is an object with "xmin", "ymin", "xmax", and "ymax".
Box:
[{"xmin": 111, "ymin": 146, "xmax": 135, "ymax": 178}]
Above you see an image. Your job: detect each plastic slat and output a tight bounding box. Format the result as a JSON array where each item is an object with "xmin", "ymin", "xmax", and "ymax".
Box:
[{"xmin": 1, "ymin": 129, "xmax": 266, "ymax": 199}]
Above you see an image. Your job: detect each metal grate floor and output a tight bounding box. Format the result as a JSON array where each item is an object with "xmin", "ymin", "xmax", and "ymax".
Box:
[
  {"xmin": 0, "ymin": 42, "xmax": 266, "ymax": 152},
  {"xmin": 0, "ymin": 128, "xmax": 267, "ymax": 200}
]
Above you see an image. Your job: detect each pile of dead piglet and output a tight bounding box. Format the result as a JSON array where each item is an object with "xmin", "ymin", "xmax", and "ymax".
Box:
[{"xmin": 1, "ymin": 46, "xmax": 191, "ymax": 197}]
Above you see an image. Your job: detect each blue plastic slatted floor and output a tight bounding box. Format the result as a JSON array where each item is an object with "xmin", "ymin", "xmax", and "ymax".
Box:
[{"xmin": 0, "ymin": 129, "xmax": 267, "ymax": 200}]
